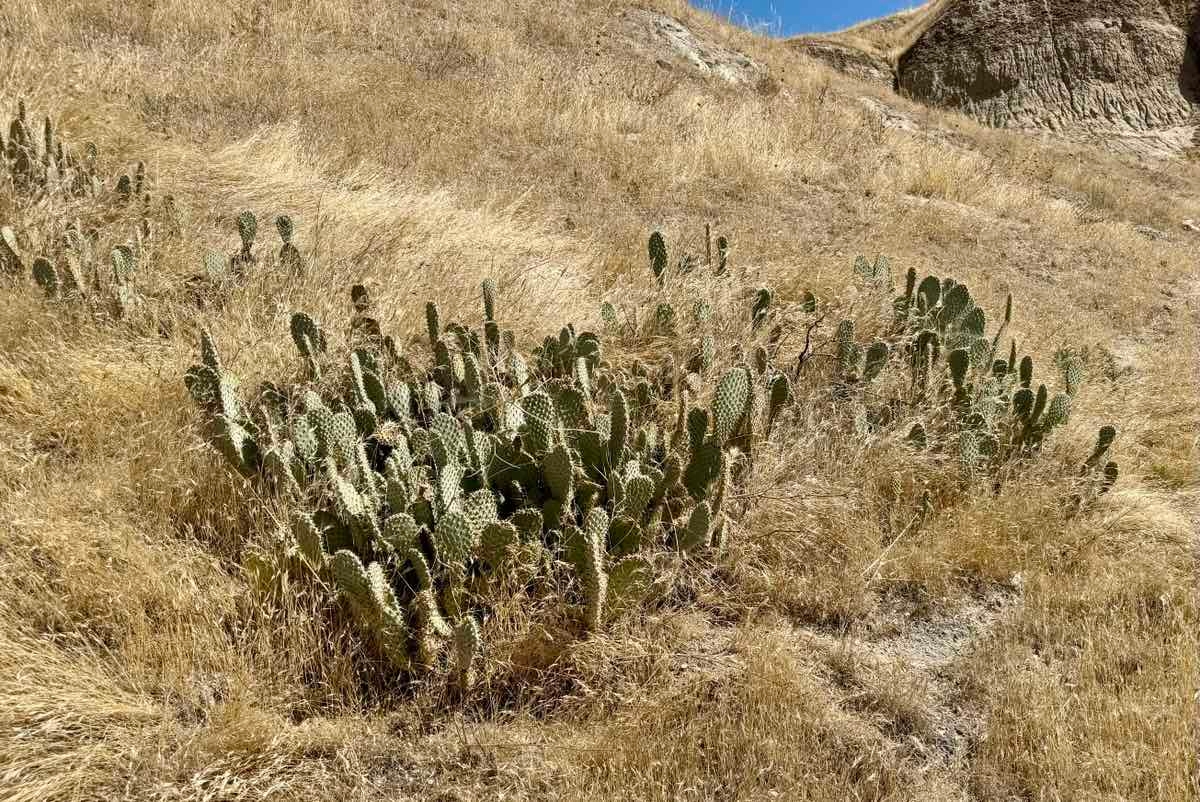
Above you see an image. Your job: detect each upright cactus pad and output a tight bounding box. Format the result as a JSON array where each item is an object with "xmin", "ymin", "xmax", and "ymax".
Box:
[
  {"xmin": 1042, "ymin": 393, "xmax": 1071, "ymax": 430},
  {"xmin": 648, "ymin": 231, "xmax": 667, "ymax": 286},
  {"xmin": 290, "ymin": 312, "xmax": 326, "ymax": 357},
  {"xmin": 678, "ymin": 502, "xmax": 712, "ymax": 552},
  {"xmin": 608, "ymin": 388, "xmax": 629, "ymax": 467},
  {"xmin": 687, "ymin": 407, "xmax": 709, "ymax": 452},
  {"xmin": 433, "ymin": 511, "xmax": 478, "ymax": 566},
  {"xmin": 275, "ymin": 214, "xmax": 294, "ymax": 244},
  {"xmin": 111, "ymin": 246, "xmax": 135, "ymax": 284},
  {"xmin": 712, "ymin": 367, "xmax": 750, "ymax": 445},
  {"xmin": 862, "ymin": 342, "xmax": 889, "ymax": 383},
  {"xmin": 236, "ymin": 211, "xmax": 257, "ymax": 252},
  {"xmin": 425, "ymin": 302, "xmax": 440, "ymax": 347},
  {"xmin": 453, "ymin": 617, "xmax": 481, "ymax": 691},
  {"xmin": 579, "ymin": 517, "xmax": 607, "ymax": 632},
  {"xmin": 331, "ymin": 550, "xmax": 374, "ymax": 620},
  {"xmin": 542, "ymin": 444, "xmax": 575, "ymax": 502},
  {"xmin": 1062, "ymin": 357, "xmax": 1085, "ymax": 397},
  {"xmin": 383, "ymin": 513, "xmax": 421, "ymax": 555},
  {"xmin": 482, "ymin": 277, "xmax": 497, "ymax": 322},
  {"xmin": 1085, "ymin": 425, "xmax": 1117, "ymax": 470},
  {"xmin": 0, "ymin": 226, "xmax": 23, "ymax": 275},
  {"xmin": 766, "ymin": 374, "xmax": 790, "ymax": 436},
  {"xmin": 684, "ymin": 439, "xmax": 722, "ymax": 500},
  {"xmin": 520, "ymin": 391, "xmax": 557, "ymax": 455},
  {"xmin": 949, "ymin": 349, "xmax": 970, "ymax": 393},
  {"xmin": 31, "ymin": 257, "xmax": 59, "ymax": 298},
  {"xmin": 292, "ymin": 511, "xmax": 326, "ymax": 567}
]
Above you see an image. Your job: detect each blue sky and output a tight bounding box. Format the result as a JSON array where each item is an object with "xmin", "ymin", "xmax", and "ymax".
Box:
[{"xmin": 693, "ymin": 1, "xmax": 923, "ymax": 36}]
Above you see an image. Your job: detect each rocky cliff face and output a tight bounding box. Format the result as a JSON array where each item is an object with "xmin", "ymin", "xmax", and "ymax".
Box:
[{"xmin": 897, "ymin": 0, "xmax": 1200, "ymax": 153}]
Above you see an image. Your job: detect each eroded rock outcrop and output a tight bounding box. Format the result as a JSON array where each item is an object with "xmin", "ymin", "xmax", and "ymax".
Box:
[
  {"xmin": 790, "ymin": 38, "xmax": 895, "ymax": 88},
  {"xmin": 898, "ymin": 0, "xmax": 1200, "ymax": 153},
  {"xmin": 621, "ymin": 9, "xmax": 766, "ymax": 85}
]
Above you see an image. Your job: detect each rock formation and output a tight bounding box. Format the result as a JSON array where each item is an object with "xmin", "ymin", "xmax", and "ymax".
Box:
[
  {"xmin": 790, "ymin": 0, "xmax": 1200, "ymax": 156},
  {"xmin": 897, "ymin": 0, "xmax": 1199, "ymax": 154},
  {"xmin": 790, "ymin": 38, "xmax": 895, "ymax": 89}
]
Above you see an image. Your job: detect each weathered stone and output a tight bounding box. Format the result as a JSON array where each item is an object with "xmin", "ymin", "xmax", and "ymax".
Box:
[
  {"xmin": 621, "ymin": 9, "xmax": 767, "ymax": 86},
  {"xmin": 791, "ymin": 39, "xmax": 896, "ymax": 88},
  {"xmin": 898, "ymin": 1, "xmax": 1200, "ymax": 155}
]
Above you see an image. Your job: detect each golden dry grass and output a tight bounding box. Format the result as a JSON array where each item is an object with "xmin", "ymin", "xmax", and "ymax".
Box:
[{"xmin": 0, "ymin": 0, "xmax": 1197, "ymax": 799}]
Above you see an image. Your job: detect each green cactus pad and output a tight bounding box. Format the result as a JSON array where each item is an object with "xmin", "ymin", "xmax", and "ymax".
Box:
[
  {"xmin": 453, "ymin": 617, "xmax": 481, "ymax": 690},
  {"xmin": 648, "ymin": 231, "xmax": 667, "ymax": 285},
  {"xmin": 862, "ymin": 342, "xmax": 889, "ymax": 383},
  {"xmin": 479, "ymin": 521, "xmax": 518, "ymax": 571},
  {"xmin": 678, "ymin": 502, "xmax": 712, "ymax": 552},
  {"xmin": 275, "ymin": 214, "xmax": 294, "ymax": 244},
  {"xmin": 424, "ymin": 301, "xmax": 440, "ymax": 347},
  {"xmin": 31, "ymin": 257, "xmax": 59, "ymax": 298},
  {"xmin": 1062, "ymin": 358, "xmax": 1085, "ymax": 397},
  {"xmin": 751, "ymin": 287, "xmax": 773, "ymax": 329},
  {"xmin": 684, "ymin": 439, "xmax": 722, "ymax": 500},
  {"xmin": 958, "ymin": 430, "xmax": 981, "ymax": 468},
  {"xmin": 1085, "ymin": 425, "xmax": 1117, "ymax": 469},
  {"xmin": 712, "ymin": 367, "xmax": 750, "ymax": 445},
  {"xmin": 236, "ymin": 211, "xmax": 257, "ymax": 251},
  {"xmin": 331, "ymin": 550, "xmax": 373, "ymax": 620},
  {"xmin": 520, "ymin": 391, "xmax": 557, "ymax": 455},
  {"xmin": 292, "ymin": 511, "xmax": 326, "ymax": 568},
  {"xmin": 621, "ymin": 474, "xmax": 655, "ymax": 519},
  {"xmin": 961, "ymin": 306, "xmax": 986, "ymax": 337},
  {"xmin": 607, "ymin": 556, "xmax": 654, "ymax": 611},
  {"xmin": 578, "ymin": 519, "xmax": 607, "ymax": 632},
  {"xmin": 948, "ymin": 349, "xmax": 970, "ymax": 391},
  {"xmin": 1042, "ymin": 393, "xmax": 1071, "ymax": 430},
  {"xmin": 433, "ymin": 511, "xmax": 478, "ymax": 566},
  {"xmin": 382, "ymin": 512, "xmax": 421, "ymax": 555},
  {"xmin": 541, "ymin": 443, "xmax": 575, "ymax": 502},
  {"xmin": 463, "ymin": 488, "xmax": 498, "ymax": 530},
  {"xmin": 211, "ymin": 415, "xmax": 260, "ymax": 475},
  {"xmin": 290, "ymin": 312, "xmax": 326, "ymax": 357}
]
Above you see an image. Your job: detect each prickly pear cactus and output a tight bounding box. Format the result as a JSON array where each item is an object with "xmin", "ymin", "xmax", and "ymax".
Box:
[
  {"xmin": 178, "ymin": 252, "xmax": 1103, "ymax": 696},
  {"xmin": 649, "ymin": 231, "xmax": 668, "ymax": 286},
  {"xmin": 712, "ymin": 367, "xmax": 750, "ymax": 445},
  {"xmin": 31, "ymin": 257, "xmax": 59, "ymax": 298}
]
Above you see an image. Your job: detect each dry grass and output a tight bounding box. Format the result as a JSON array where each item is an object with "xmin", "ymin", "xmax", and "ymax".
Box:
[{"xmin": 0, "ymin": 0, "xmax": 1197, "ymax": 799}]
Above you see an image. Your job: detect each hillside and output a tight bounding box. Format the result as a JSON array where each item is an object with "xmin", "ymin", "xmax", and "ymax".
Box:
[{"xmin": 0, "ymin": 1, "xmax": 1197, "ymax": 800}]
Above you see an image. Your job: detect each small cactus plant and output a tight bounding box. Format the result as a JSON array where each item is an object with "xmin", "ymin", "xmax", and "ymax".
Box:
[{"xmin": 648, "ymin": 231, "xmax": 668, "ymax": 287}]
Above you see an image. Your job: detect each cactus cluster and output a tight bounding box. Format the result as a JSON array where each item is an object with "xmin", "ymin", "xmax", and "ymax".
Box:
[
  {"xmin": 184, "ymin": 225, "xmax": 1117, "ymax": 692},
  {"xmin": 2, "ymin": 101, "xmax": 171, "ymax": 319},
  {"xmin": 9, "ymin": 217, "xmax": 150, "ymax": 319},
  {"xmin": 602, "ymin": 244, "xmax": 1116, "ymax": 492},
  {"xmin": 646, "ymin": 228, "xmax": 732, "ymax": 286},
  {"xmin": 837, "ymin": 265, "xmax": 1121, "ymax": 483},
  {"xmin": 204, "ymin": 211, "xmax": 305, "ymax": 282},
  {"xmin": 853, "ymin": 254, "xmax": 893, "ymax": 291},
  {"xmin": 3, "ymin": 99, "xmax": 104, "ymax": 198},
  {"xmin": 185, "ymin": 274, "xmax": 794, "ymax": 689}
]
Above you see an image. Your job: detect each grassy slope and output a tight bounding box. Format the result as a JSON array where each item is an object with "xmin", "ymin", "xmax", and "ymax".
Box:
[{"xmin": 0, "ymin": 0, "xmax": 1196, "ymax": 799}]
